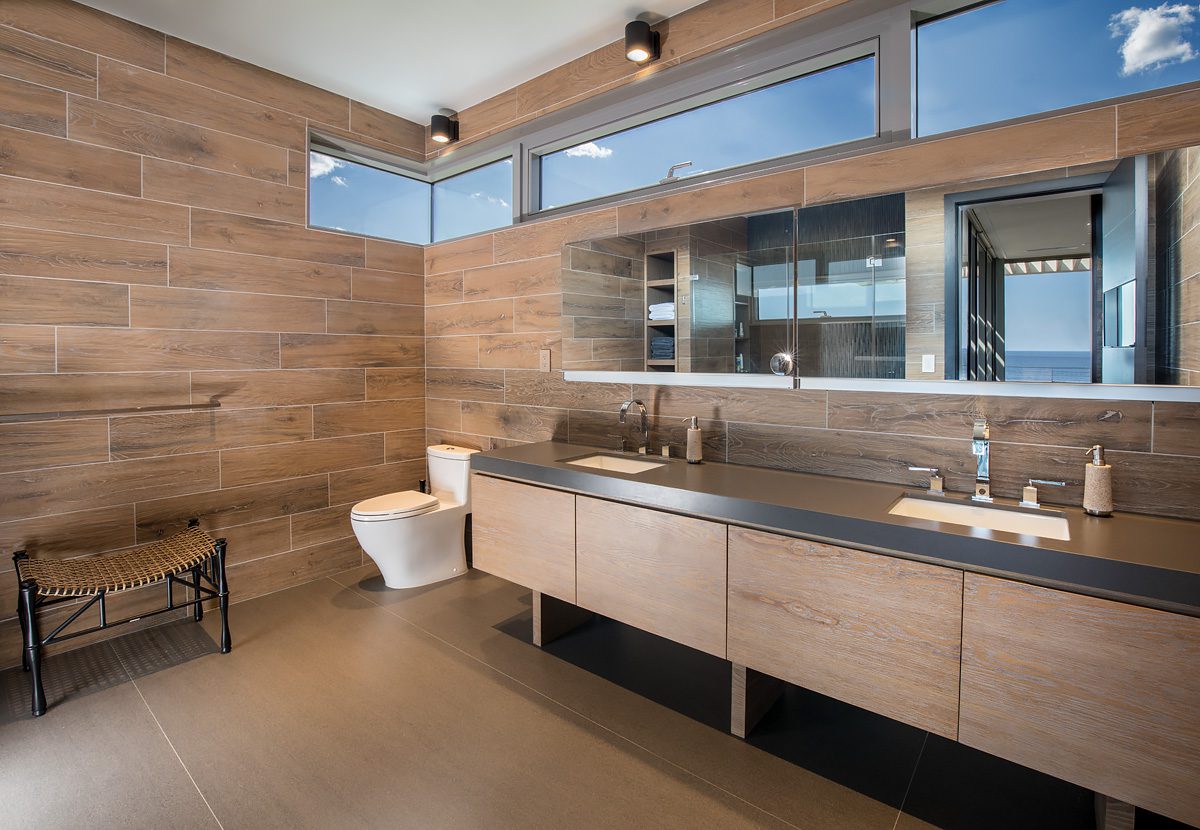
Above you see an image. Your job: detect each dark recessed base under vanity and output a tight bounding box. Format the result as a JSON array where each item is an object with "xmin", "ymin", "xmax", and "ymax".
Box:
[{"xmin": 470, "ymin": 442, "xmax": 1200, "ymax": 830}]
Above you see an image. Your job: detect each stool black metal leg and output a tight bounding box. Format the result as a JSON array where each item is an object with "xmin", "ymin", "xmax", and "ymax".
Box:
[
  {"xmin": 12, "ymin": 550, "xmax": 29, "ymax": 672},
  {"xmin": 18, "ymin": 580, "xmax": 46, "ymax": 717},
  {"xmin": 215, "ymin": 538, "xmax": 230, "ymax": 653},
  {"xmin": 192, "ymin": 566, "xmax": 204, "ymax": 622}
]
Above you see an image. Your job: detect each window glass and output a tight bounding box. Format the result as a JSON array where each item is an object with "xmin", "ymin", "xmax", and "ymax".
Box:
[
  {"xmin": 308, "ymin": 151, "xmax": 430, "ymax": 244},
  {"xmin": 432, "ymin": 158, "xmax": 514, "ymax": 242},
  {"xmin": 539, "ymin": 56, "xmax": 876, "ymax": 209},
  {"xmin": 916, "ymin": 0, "xmax": 1200, "ymax": 136}
]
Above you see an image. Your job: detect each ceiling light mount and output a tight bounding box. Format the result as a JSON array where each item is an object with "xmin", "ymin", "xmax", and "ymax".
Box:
[
  {"xmin": 625, "ymin": 19, "xmax": 660, "ymax": 64},
  {"xmin": 430, "ymin": 109, "xmax": 459, "ymax": 145}
]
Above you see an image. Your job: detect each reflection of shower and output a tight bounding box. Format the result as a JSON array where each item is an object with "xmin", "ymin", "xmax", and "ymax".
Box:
[
  {"xmin": 812, "ymin": 310, "xmax": 831, "ymax": 318},
  {"xmin": 660, "ymin": 161, "xmax": 693, "ymax": 184}
]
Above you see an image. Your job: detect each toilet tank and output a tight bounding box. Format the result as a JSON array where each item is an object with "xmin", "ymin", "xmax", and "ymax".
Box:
[{"xmin": 427, "ymin": 444, "xmax": 479, "ymax": 506}]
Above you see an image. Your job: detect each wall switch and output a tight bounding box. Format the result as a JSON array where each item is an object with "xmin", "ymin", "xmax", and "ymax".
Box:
[
  {"xmin": 922, "ymin": 353, "xmax": 936, "ymax": 373},
  {"xmin": 538, "ymin": 348, "xmax": 551, "ymax": 372}
]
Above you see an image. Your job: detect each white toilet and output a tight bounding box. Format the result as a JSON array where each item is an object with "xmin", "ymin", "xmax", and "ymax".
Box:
[{"xmin": 350, "ymin": 444, "xmax": 479, "ymax": 589}]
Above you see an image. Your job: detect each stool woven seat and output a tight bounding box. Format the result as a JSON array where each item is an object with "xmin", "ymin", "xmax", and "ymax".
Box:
[{"xmin": 15, "ymin": 525, "xmax": 217, "ymax": 599}]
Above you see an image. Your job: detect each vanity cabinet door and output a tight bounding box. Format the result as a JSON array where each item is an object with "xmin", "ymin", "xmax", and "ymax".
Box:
[
  {"xmin": 575, "ymin": 496, "xmax": 727, "ymax": 657},
  {"xmin": 471, "ymin": 474, "xmax": 576, "ymax": 603},
  {"xmin": 727, "ymin": 527, "xmax": 963, "ymax": 739},
  {"xmin": 960, "ymin": 574, "xmax": 1200, "ymax": 827}
]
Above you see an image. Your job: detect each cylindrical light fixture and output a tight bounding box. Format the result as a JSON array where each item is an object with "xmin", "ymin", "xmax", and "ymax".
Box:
[
  {"xmin": 625, "ymin": 20, "xmax": 659, "ymax": 64},
  {"xmin": 430, "ymin": 112, "xmax": 459, "ymax": 144}
]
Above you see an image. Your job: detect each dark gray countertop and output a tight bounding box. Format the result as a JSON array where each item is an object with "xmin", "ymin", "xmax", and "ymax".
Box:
[{"xmin": 472, "ymin": 441, "xmax": 1200, "ymax": 617}]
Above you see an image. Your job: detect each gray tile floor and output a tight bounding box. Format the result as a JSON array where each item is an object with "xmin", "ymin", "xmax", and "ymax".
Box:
[{"xmin": 0, "ymin": 567, "xmax": 1192, "ymax": 830}]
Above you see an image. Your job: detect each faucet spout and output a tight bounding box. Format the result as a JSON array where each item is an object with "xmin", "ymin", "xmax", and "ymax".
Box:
[
  {"xmin": 619, "ymin": 400, "xmax": 650, "ymax": 453},
  {"xmin": 971, "ymin": 418, "xmax": 991, "ymax": 502}
]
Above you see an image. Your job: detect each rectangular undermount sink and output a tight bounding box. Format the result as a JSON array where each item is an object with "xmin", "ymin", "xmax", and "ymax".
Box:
[
  {"xmin": 889, "ymin": 495, "xmax": 1071, "ymax": 541},
  {"xmin": 564, "ymin": 454, "xmax": 666, "ymax": 474}
]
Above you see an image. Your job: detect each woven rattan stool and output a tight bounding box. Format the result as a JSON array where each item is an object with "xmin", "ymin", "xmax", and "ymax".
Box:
[{"xmin": 12, "ymin": 519, "xmax": 230, "ymax": 717}]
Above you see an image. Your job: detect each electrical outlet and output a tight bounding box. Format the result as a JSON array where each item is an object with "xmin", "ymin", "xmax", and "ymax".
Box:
[
  {"xmin": 538, "ymin": 348, "xmax": 551, "ymax": 372},
  {"xmin": 922, "ymin": 353, "xmax": 935, "ymax": 373}
]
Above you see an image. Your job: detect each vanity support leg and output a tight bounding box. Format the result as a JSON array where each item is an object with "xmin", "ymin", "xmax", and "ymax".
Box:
[
  {"xmin": 532, "ymin": 591, "xmax": 592, "ymax": 647},
  {"xmin": 731, "ymin": 662, "xmax": 784, "ymax": 739},
  {"xmin": 1094, "ymin": 794, "xmax": 1136, "ymax": 830}
]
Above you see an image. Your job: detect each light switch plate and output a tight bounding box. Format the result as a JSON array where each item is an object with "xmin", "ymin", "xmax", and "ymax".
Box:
[
  {"xmin": 538, "ymin": 348, "xmax": 551, "ymax": 372},
  {"xmin": 922, "ymin": 353, "xmax": 935, "ymax": 373}
]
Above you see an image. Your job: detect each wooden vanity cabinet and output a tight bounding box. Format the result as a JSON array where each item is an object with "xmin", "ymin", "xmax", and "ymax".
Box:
[
  {"xmin": 470, "ymin": 474, "xmax": 576, "ymax": 603},
  {"xmin": 727, "ymin": 527, "xmax": 964, "ymax": 739},
  {"xmin": 959, "ymin": 574, "xmax": 1200, "ymax": 827},
  {"xmin": 575, "ymin": 496, "xmax": 727, "ymax": 657}
]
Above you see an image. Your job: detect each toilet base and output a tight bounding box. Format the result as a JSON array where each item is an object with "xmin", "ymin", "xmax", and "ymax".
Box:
[{"xmin": 352, "ymin": 505, "xmax": 469, "ymax": 590}]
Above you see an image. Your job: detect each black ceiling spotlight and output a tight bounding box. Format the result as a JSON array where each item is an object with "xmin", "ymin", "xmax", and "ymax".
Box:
[
  {"xmin": 430, "ymin": 109, "xmax": 459, "ymax": 145},
  {"xmin": 625, "ymin": 19, "xmax": 660, "ymax": 64}
]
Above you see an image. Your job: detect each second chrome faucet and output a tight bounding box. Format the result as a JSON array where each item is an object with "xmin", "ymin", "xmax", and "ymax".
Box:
[{"xmin": 971, "ymin": 417, "xmax": 991, "ymax": 502}]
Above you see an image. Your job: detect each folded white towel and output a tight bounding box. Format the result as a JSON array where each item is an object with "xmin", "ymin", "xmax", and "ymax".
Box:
[
  {"xmin": 648, "ymin": 303, "xmax": 675, "ymax": 313},
  {"xmin": 648, "ymin": 313, "xmax": 675, "ymax": 321}
]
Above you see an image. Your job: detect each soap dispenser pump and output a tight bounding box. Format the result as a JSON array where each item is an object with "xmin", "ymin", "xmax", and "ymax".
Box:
[
  {"xmin": 1083, "ymin": 444, "xmax": 1113, "ymax": 517},
  {"xmin": 684, "ymin": 416, "xmax": 703, "ymax": 464}
]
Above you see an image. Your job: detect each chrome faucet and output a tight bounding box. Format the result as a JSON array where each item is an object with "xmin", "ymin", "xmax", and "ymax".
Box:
[
  {"xmin": 971, "ymin": 418, "xmax": 991, "ymax": 502},
  {"xmin": 908, "ymin": 466, "xmax": 944, "ymax": 495},
  {"xmin": 619, "ymin": 400, "xmax": 649, "ymax": 454}
]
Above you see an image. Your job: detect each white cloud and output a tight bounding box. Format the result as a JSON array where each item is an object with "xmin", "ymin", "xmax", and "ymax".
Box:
[
  {"xmin": 331, "ymin": 175, "xmax": 349, "ymax": 188},
  {"xmin": 309, "ymin": 152, "xmax": 346, "ymax": 179},
  {"xmin": 470, "ymin": 191, "xmax": 510, "ymax": 209},
  {"xmin": 1111, "ymin": 3, "xmax": 1199, "ymax": 75},
  {"xmin": 564, "ymin": 141, "xmax": 613, "ymax": 159}
]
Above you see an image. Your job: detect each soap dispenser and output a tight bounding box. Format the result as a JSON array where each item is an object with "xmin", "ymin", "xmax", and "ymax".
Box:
[
  {"xmin": 684, "ymin": 416, "xmax": 703, "ymax": 464},
  {"xmin": 1083, "ymin": 444, "xmax": 1112, "ymax": 517}
]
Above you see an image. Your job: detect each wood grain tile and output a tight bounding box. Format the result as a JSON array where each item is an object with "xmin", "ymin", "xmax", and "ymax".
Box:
[
  {"xmin": 328, "ymin": 459, "xmax": 424, "ymax": 505},
  {"xmin": 0, "ymin": 225, "xmax": 166, "ymax": 285},
  {"xmin": 506, "ymin": 370, "xmax": 630, "ymax": 410},
  {"xmin": 425, "ymin": 398, "xmax": 463, "ymax": 432},
  {"xmin": 288, "ymin": 149, "xmax": 305, "ymax": 187},
  {"xmin": 191, "ymin": 368, "xmax": 364, "ymax": 409},
  {"xmin": 191, "ymin": 208, "xmax": 364, "ymax": 267},
  {"xmin": 306, "ymin": 119, "xmax": 424, "ymax": 162},
  {"xmin": 0, "ymin": 418, "xmax": 109, "ymax": 473},
  {"xmin": 0, "ymin": 452, "xmax": 219, "ymax": 522},
  {"xmin": 68, "ymin": 95, "xmax": 289, "ymax": 184},
  {"xmin": 280, "ymin": 334, "xmax": 423, "ymax": 368},
  {"xmin": 455, "ymin": 89, "xmax": 518, "ymax": 144},
  {"xmin": 135, "ymin": 475, "xmax": 329, "ymax": 541},
  {"xmin": 460, "ymin": 402, "xmax": 568, "ymax": 443},
  {"xmin": 426, "ymin": 299, "xmax": 513, "ymax": 336},
  {"xmin": 478, "ymin": 332, "xmax": 558, "ymax": 369},
  {"xmin": 326, "ymin": 300, "xmax": 423, "ymax": 336},
  {"xmin": 312, "ymin": 399, "xmax": 425, "ymax": 438},
  {"xmin": 289, "ymin": 503, "xmax": 355, "ymax": 549},
  {"xmin": 0, "ymin": 24, "xmax": 96, "ymax": 97},
  {"xmin": 0, "ymin": 74, "xmax": 66, "ymax": 135},
  {"xmin": 0, "ymin": 174, "xmax": 189, "ymax": 244},
  {"xmin": 213, "ymin": 515, "xmax": 294, "ymax": 567},
  {"xmin": 1118, "ymin": 88, "xmax": 1200, "ymax": 156},
  {"xmin": 165, "ymin": 37, "xmax": 349, "ymax": 128},
  {"xmin": 110, "ymin": 406, "xmax": 313, "ymax": 459},
  {"xmin": 425, "ymin": 368, "xmax": 505, "ymax": 403},
  {"xmin": 351, "ymin": 268, "xmax": 422, "ymax": 305},
  {"xmin": 658, "ymin": 0, "xmax": 773, "ymax": 62},
  {"xmin": 493, "ymin": 211, "xmax": 618, "ymax": 262},
  {"xmin": 0, "ymin": 324, "xmax": 55, "ymax": 373},
  {"xmin": 130, "ymin": 285, "xmax": 326, "ymax": 333},
  {"xmin": 629, "ymin": 389, "xmax": 824, "ymax": 433},
  {"xmin": 168, "ymin": 247, "xmax": 350, "ymax": 299},
  {"xmin": 142, "ymin": 158, "xmax": 305, "ymax": 223},
  {"xmin": 0, "ymin": 0, "xmax": 164, "ymax": 71},
  {"xmin": 58, "ymin": 328, "xmax": 280, "ymax": 372},
  {"xmin": 618, "ymin": 169, "xmax": 806, "ymax": 234},
  {"xmin": 0, "ymin": 123, "xmax": 140, "ymax": 196},
  {"xmin": 348, "ymin": 100, "xmax": 424, "ymax": 153},
  {"xmin": 364, "ymin": 368, "xmax": 424, "ymax": 400},
  {"xmin": 0, "ymin": 504, "xmax": 134, "ymax": 561},
  {"xmin": 515, "ymin": 293, "xmax": 562, "ymax": 333},
  {"xmin": 364, "ymin": 238, "xmax": 422, "ymax": 274},
  {"xmin": 462, "ymin": 256, "xmax": 561, "ymax": 300},
  {"xmin": 805, "ymin": 109, "xmax": 1116, "ymax": 205},
  {"xmin": 425, "ymin": 271, "xmax": 463, "ymax": 304},
  {"xmin": 1153, "ymin": 402, "xmax": 1200, "ymax": 456},
  {"xmin": 224, "ymin": 537, "xmax": 363, "ymax": 603},
  {"xmin": 220, "ymin": 434, "xmax": 384, "ymax": 488},
  {"xmin": 384, "ymin": 429, "xmax": 426, "ymax": 463},
  {"xmin": 98, "ymin": 58, "xmax": 306, "ymax": 151},
  {"xmin": 773, "ymin": 0, "xmax": 854, "ymax": 19},
  {"xmin": 0, "ymin": 371, "xmax": 189, "ymax": 416},
  {"xmin": 515, "ymin": 40, "xmax": 631, "ymax": 118},
  {"xmin": 425, "ymin": 234, "xmax": 493, "ymax": 274},
  {"xmin": 0, "ymin": 274, "xmax": 129, "ymax": 326},
  {"xmin": 426, "ymin": 336, "xmax": 479, "ymax": 368}
]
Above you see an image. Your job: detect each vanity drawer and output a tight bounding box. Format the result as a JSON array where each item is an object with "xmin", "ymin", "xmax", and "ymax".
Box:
[
  {"xmin": 471, "ymin": 474, "xmax": 576, "ymax": 603},
  {"xmin": 960, "ymin": 574, "xmax": 1200, "ymax": 827},
  {"xmin": 728, "ymin": 527, "xmax": 963, "ymax": 739},
  {"xmin": 575, "ymin": 496, "xmax": 727, "ymax": 657}
]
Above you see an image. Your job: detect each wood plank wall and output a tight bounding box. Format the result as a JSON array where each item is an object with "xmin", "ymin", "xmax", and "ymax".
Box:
[{"xmin": 0, "ymin": 0, "xmax": 427, "ymax": 668}]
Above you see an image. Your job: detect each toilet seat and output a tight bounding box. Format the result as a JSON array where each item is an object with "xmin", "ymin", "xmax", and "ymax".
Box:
[{"xmin": 351, "ymin": 490, "xmax": 439, "ymax": 522}]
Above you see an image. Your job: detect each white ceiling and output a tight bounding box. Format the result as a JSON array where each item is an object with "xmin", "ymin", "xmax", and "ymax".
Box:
[
  {"xmin": 81, "ymin": 0, "xmax": 702, "ymax": 123},
  {"xmin": 970, "ymin": 194, "xmax": 1093, "ymax": 261}
]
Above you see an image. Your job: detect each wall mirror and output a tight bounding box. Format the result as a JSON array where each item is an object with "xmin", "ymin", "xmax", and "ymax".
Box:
[{"xmin": 560, "ymin": 142, "xmax": 1200, "ymax": 397}]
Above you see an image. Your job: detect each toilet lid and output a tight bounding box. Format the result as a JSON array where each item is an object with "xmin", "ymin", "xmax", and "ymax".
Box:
[{"xmin": 351, "ymin": 490, "xmax": 439, "ymax": 519}]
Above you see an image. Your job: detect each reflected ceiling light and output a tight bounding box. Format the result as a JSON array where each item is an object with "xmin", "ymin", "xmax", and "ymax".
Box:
[
  {"xmin": 625, "ymin": 20, "xmax": 660, "ymax": 64},
  {"xmin": 430, "ymin": 110, "xmax": 459, "ymax": 145}
]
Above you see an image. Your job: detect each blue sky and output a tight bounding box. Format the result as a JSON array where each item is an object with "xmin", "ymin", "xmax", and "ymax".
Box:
[
  {"xmin": 540, "ymin": 57, "xmax": 876, "ymax": 209},
  {"xmin": 917, "ymin": 0, "xmax": 1200, "ymax": 135}
]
